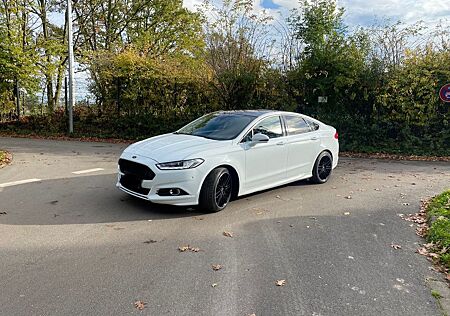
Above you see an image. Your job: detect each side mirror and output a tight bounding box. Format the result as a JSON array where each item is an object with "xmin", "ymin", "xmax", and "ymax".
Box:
[{"xmin": 251, "ymin": 133, "xmax": 270, "ymax": 143}]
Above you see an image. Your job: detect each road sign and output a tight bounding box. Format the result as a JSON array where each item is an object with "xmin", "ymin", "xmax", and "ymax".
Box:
[{"xmin": 439, "ymin": 83, "xmax": 450, "ymax": 103}]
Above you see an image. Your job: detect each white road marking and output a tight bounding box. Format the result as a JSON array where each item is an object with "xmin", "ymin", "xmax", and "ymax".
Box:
[
  {"xmin": 72, "ymin": 168, "xmax": 104, "ymax": 175},
  {"xmin": 0, "ymin": 178, "xmax": 42, "ymax": 188}
]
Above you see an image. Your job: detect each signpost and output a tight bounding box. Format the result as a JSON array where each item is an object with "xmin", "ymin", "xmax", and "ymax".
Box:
[
  {"xmin": 67, "ymin": 0, "xmax": 74, "ymax": 133},
  {"xmin": 439, "ymin": 83, "xmax": 450, "ymax": 103}
]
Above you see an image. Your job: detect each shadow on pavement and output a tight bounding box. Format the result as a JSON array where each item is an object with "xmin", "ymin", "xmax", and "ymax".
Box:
[{"xmin": 0, "ymin": 174, "xmax": 202, "ymax": 225}]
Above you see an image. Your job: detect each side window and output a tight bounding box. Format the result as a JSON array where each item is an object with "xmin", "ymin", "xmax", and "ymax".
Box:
[
  {"xmin": 253, "ymin": 116, "xmax": 283, "ymax": 139},
  {"xmin": 305, "ymin": 119, "xmax": 320, "ymax": 131},
  {"xmin": 241, "ymin": 130, "xmax": 253, "ymax": 143},
  {"xmin": 285, "ymin": 116, "xmax": 311, "ymax": 135}
]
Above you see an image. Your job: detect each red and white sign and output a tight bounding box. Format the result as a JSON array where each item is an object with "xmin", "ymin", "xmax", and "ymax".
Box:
[{"xmin": 439, "ymin": 83, "xmax": 450, "ymax": 103}]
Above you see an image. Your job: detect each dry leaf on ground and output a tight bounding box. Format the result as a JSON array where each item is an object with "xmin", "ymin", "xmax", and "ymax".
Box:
[
  {"xmin": 134, "ymin": 300, "xmax": 147, "ymax": 310},
  {"xmin": 178, "ymin": 246, "xmax": 190, "ymax": 252},
  {"xmin": 276, "ymin": 280, "xmax": 286, "ymax": 286},
  {"xmin": 212, "ymin": 264, "xmax": 223, "ymax": 271},
  {"xmin": 223, "ymin": 231, "xmax": 233, "ymax": 238},
  {"xmin": 391, "ymin": 244, "xmax": 402, "ymax": 250}
]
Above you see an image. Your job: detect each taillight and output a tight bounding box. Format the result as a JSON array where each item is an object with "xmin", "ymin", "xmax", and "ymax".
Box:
[{"xmin": 334, "ymin": 132, "xmax": 339, "ymax": 139}]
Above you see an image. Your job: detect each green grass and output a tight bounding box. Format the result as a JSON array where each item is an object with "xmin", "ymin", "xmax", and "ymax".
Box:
[
  {"xmin": 426, "ymin": 190, "xmax": 450, "ymax": 268},
  {"xmin": 431, "ymin": 290, "xmax": 442, "ymax": 299}
]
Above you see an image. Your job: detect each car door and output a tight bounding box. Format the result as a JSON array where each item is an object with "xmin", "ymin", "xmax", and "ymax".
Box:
[
  {"xmin": 284, "ymin": 115, "xmax": 321, "ymax": 179},
  {"xmin": 241, "ymin": 115, "xmax": 288, "ymax": 191}
]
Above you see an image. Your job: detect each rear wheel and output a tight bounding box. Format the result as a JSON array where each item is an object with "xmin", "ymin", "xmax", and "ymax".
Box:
[
  {"xmin": 199, "ymin": 167, "xmax": 232, "ymax": 212},
  {"xmin": 311, "ymin": 151, "xmax": 333, "ymax": 184}
]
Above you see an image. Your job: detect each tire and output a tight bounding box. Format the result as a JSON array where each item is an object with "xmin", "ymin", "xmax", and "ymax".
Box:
[
  {"xmin": 311, "ymin": 151, "xmax": 333, "ymax": 184},
  {"xmin": 199, "ymin": 167, "xmax": 232, "ymax": 212}
]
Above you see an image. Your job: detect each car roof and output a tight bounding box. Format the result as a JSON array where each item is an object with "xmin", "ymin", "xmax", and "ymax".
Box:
[{"xmin": 217, "ymin": 110, "xmax": 277, "ymax": 117}]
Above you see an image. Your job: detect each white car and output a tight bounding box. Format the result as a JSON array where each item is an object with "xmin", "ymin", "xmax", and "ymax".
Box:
[{"xmin": 117, "ymin": 110, "xmax": 339, "ymax": 212}]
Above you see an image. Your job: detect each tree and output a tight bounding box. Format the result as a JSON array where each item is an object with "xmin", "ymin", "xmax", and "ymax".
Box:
[
  {"xmin": 200, "ymin": 0, "xmax": 274, "ymax": 109},
  {"xmin": 74, "ymin": 0, "xmax": 204, "ymax": 108},
  {"xmin": 0, "ymin": 0, "xmax": 38, "ymax": 114}
]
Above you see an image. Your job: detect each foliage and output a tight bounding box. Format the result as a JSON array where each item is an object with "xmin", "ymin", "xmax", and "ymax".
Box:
[
  {"xmin": 426, "ymin": 190, "xmax": 450, "ymax": 268},
  {"xmin": 0, "ymin": 0, "xmax": 449, "ymax": 156},
  {"xmin": 200, "ymin": 0, "xmax": 274, "ymax": 109}
]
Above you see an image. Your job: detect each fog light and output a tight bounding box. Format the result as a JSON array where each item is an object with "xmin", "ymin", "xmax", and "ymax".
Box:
[{"xmin": 157, "ymin": 188, "xmax": 188, "ymax": 196}]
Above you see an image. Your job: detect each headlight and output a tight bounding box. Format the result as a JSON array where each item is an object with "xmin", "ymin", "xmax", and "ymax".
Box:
[{"xmin": 156, "ymin": 158, "xmax": 204, "ymax": 170}]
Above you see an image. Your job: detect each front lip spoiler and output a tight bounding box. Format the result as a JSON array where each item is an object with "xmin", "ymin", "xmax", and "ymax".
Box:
[{"xmin": 117, "ymin": 184, "xmax": 149, "ymax": 201}]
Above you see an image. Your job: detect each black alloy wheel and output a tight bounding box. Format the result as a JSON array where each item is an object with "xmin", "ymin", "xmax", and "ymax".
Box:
[
  {"xmin": 199, "ymin": 167, "xmax": 232, "ymax": 212},
  {"xmin": 215, "ymin": 172, "xmax": 232, "ymax": 208},
  {"xmin": 311, "ymin": 151, "xmax": 333, "ymax": 184}
]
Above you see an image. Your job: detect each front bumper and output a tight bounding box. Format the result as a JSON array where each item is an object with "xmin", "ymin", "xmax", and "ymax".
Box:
[{"xmin": 116, "ymin": 152, "xmax": 203, "ymax": 206}]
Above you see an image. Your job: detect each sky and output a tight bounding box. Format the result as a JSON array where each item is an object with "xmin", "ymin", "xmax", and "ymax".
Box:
[
  {"xmin": 183, "ymin": 0, "xmax": 450, "ymax": 27},
  {"xmin": 49, "ymin": 0, "xmax": 449, "ymax": 101}
]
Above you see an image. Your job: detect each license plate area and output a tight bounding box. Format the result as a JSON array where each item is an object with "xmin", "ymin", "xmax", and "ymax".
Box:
[{"xmin": 120, "ymin": 174, "xmax": 150, "ymax": 195}]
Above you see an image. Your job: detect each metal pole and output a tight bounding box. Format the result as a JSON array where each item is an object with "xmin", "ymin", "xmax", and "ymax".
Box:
[
  {"xmin": 64, "ymin": 76, "xmax": 68, "ymax": 116},
  {"xmin": 67, "ymin": 0, "xmax": 74, "ymax": 134}
]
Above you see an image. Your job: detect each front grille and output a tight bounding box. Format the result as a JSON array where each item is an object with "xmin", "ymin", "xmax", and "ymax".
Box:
[
  {"xmin": 118, "ymin": 159, "xmax": 155, "ymax": 180},
  {"xmin": 120, "ymin": 174, "xmax": 150, "ymax": 195}
]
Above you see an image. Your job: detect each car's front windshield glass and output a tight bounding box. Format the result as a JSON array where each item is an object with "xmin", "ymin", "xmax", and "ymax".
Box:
[{"xmin": 176, "ymin": 113, "xmax": 256, "ymax": 140}]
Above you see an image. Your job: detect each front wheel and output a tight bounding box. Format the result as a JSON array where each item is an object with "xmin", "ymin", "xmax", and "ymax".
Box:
[
  {"xmin": 199, "ymin": 167, "xmax": 232, "ymax": 212},
  {"xmin": 311, "ymin": 151, "xmax": 333, "ymax": 184}
]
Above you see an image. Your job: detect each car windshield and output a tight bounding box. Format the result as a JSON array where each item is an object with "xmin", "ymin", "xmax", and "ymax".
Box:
[{"xmin": 175, "ymin": 113, "xmax": 256, "ymax": 140}]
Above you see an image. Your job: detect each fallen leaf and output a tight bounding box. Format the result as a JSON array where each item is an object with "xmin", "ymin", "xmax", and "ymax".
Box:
[
  {"xmin": 223, "ymin": 231, "xmax": 233, "ymax": 238},
  {"xmin": 345, "ymin": 196, "xmax": 352, "ymax": 199},
  {"xmin": 417, "ymin": 247, "xmax": 428, "ymax": 256},
  {"xmin": 134, "ymin": 300, "xmax": 146, "ymax": 310},
  {"xmin": 178, "ymin": 245, "xmax": 201, "ymax": 252},
  {"xmin": 428, "ymin": 253, "xmax": 440, "ymax": 259},
  {"xmin": 211, "ymin": 283, "xmax": 218, "ymax": 288},
  {"xmin": 0, "ymin": 211, "xmax": 7, "ymax": 215},
  {"xmin": 391, "ymin": 243, "xmax": 402, "ymax": 250},
  {"xmin": 344, "ymin": 212, "xmax": 350, "ymax": 215},
  {"xmin": 212, "ymin": 264, "xmax": 223, "ymax": 271},
  {"xmin": 374, "ymin": 188, "xmax": 381, "ymax": 191},
  {"xmin": 276, "ymin": 280, "xmax": 286, "ymax": 286},
  {"xmin": 50, "ymin": 200, "xmax": 58, "ymax": 205},
  {"xmin": 143, "ymin": 239, "xmax": 157, "ymax": 244},
  {"xmin": 276, "ymin": 195, "xmax": 281, "ymax": 199}
]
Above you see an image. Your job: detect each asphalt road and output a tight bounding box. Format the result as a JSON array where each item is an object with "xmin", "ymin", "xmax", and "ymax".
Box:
[{"xmin": 0, "ymin": 137, "xmax": 449, "ymax": 316}]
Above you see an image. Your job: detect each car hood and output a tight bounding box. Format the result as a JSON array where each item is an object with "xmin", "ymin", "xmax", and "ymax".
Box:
[{"xmin": 124, "ymin": 133, "xmax": 231, "ymax": 162}]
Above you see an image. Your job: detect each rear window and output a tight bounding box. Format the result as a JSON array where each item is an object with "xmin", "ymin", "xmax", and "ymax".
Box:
[{"xmin": 285, "ymin": 116, "xmax": 311, "ymax": 135}]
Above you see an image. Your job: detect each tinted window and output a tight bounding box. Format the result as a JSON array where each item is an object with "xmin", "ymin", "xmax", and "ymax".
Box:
[
  {"xmin": 253, "ymin": 116, "xmax": 283, "ymax": 139},
  {"xmin": 305, "ymin": 119, "xmax": 320, "ymax": 131},
  {"xmin": 176, "ymin": 113, "xmax": 255, "ymax": 140},
  {"xmin": 285, "ymin": 116, "xmax": 311, "ymax": 135}
]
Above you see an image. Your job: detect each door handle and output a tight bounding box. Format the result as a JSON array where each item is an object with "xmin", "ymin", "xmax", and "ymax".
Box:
[{"xmin": 276, "ymin": 141, "xmax": 285, "ymax": 146}]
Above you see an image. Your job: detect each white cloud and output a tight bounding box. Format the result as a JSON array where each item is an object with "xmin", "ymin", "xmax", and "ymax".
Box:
[{"xmin": 184, "ymin": 0, "xmax": 449, "ymax": 27}]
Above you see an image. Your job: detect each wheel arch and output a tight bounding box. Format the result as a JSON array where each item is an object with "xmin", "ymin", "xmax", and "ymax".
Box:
[{"xmin": 215, "ymin": 164, "xmax": 240, "ymax": 200}]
